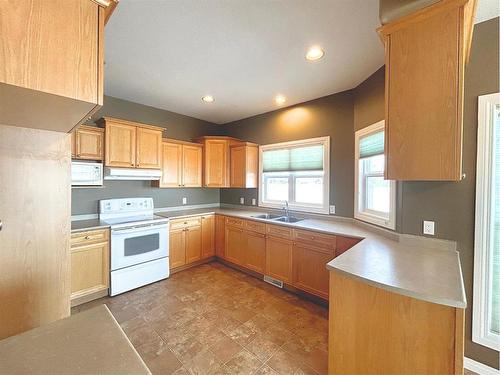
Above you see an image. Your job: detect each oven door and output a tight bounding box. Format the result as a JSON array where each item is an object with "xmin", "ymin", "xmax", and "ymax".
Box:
[{"xmin": 111, "ymin": 222, "xmax": 169, "ymax": 271}]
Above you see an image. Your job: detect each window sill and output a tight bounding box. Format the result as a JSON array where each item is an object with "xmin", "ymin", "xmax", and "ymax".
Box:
[
  {"xmin": 259, "ymin": 202, "xmax": 329, "ymax": 215},
  {"xmin": 355, "ymin": 211, "xmax": 395, "ymax": 230}
]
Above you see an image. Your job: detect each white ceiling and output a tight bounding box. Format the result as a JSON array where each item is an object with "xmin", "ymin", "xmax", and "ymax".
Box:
[{"xmin": 104, "ymin": 0, "xmax": 499, "ymax": 125}]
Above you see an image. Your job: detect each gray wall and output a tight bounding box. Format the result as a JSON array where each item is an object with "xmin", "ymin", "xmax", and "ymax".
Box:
[
  {"xmin": 353, "ymin": 18, "xmax": 500, "ymax": 369},
  {"xmin": 221, "ymin": 91, "xmax": 355, "ymax": 217},
  {"xmin": 71, "ymin": 95, "xmax": 223, "ymax": 215}
]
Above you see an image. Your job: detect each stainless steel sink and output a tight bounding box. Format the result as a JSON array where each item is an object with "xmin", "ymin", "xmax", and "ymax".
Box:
[
  {"xmin": 251, "ymin": 213, "xmax": 282, "ymax": 220},
  {"xmin": 273, "ymin": 216, "xmax": 303, "ymax": 223}
]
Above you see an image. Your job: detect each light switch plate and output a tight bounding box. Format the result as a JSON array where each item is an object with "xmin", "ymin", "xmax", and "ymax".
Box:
[
  {"xmin": 240, "ymin": 197, "xmax": 245, "ymax": 205},
  {"xmin": 251, "ymin": 198, "xmax": 256, "ymax": 206},
  {"xmin": 182, "ymin": 197, "xmax": 187, "ymax": 205},
  {"xmin": 423, "ymin": 220, "xmax": 435, "ymax": 235},
  {"xmin": 329, "ymin": 205, "xmax": 336, "ymax": 214}
]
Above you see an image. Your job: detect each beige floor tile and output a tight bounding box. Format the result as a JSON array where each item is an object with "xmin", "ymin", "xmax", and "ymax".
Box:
[
  {"xmin": 223, "ymin": 349, "xmax": 263, "ymax": 375},
  {"xmin": 208, "ymin": 334, "xmax": 243, "ymax": 364}
]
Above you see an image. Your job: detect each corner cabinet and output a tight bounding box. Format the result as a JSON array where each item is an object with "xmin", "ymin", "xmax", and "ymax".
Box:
[
  {"xmin": 230, "ymin": 142, "xmax": 259, "ymax": 188},
  {"xmin": 98, "ymin": 117, "xmax": 163, "ymax": 169},
  {"xmin": 378, "ymin": 0, "xmax": 476, "ymax": 181},
  {"xmin": 0, "ymin": 0, "xmax": 112, "ymax": 132},
  {"xmin": 153, "ymin": 139, "xmax": 202, "ymax": 188}
]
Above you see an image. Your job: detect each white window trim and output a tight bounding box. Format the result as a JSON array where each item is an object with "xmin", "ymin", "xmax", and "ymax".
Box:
[
  {"xmin": 354, "ymin": 120, "xmax": 396, "ymax": 230},
  {"xmin": 473, "ymin": 92, "xmax": 500, "ymax": 351},
  {"xmin": 258, "ymin": 136, "xmax": 330, "ymax": 214}
]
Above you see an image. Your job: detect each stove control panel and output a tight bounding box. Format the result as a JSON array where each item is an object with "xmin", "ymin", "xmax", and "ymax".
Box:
[{"xmin": 99, "ymin": 198, "xmax": 154, "ymax": 215}]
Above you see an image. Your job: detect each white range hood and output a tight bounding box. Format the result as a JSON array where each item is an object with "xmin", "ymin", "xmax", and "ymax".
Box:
[{"xmin": 104, "ymin": 167, "xmax": 162, "ymax": 181}]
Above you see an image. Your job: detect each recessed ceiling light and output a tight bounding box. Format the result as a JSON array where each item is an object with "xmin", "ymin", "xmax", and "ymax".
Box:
[
  {"xmin": 305, "ymin": 46, "xmax": 325, "ymax": 61},
  {"xmin": 275, "ymin": 95, "xmax": 286, "ymax": 105},
  {"xmin": 202, "ymin": 95, "xmax": 215, "ymax": 103}
]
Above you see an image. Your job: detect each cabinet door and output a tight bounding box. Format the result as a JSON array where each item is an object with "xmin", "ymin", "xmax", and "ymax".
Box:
[
  {"xmin": 136, "ymin": 127, "xmax": 162, "ymax": 169},
  {"xmin": 384, "ymin": 6, "xmax": 462, "ymax": 180},
  {"xmin": 230, "ymin": 146, "xmax": 246, "ymax": 187},
  {"xmin": 215, "ymin": 215, "xmax": 226, "ymax": 258},
  {"xmin": 185, "ymin": 226, "xmax": 202, "ymax": 264},
  {"xmin": 266, "ymin": 236, "xmax": 292, "ymax": 283},
  {"xmin": 204, "ymin": 139, "xmax": 228, "ymax": 187},
  {"xmin": 169, "ymin": 228, "xmax": 186, "ymax": 269},
  {"xmin": 160, "ymin": 142, "xmax": 182, "ymax": 187},
  {"xmin": 244, "ymin": 230, "xmax": 266, "ymax": 274},
  {"xmin": 225, "ymin": 225, "xmax": 245, "ymax": 265},
  {"xmin": 201, "ymin": 215, "xmax": 215, "ymax": 258},
  {"xmin": 75, "ymin": 127, "xmax": 103, "ymax": 160},
  {"xmin": 71, "ymin": 241, "xmax": 109, "ymax": 299},
  {"xmin": 182, "ymin": 145, "xmax": 203, "ymax": 187},
  {"xmin": 292, "ymin": 243, "xmax": 333, "ymax": 299},
  {"xmin": 71, "ymin": 132, "xmax": 77, "ymax": 158},
  {"xmin": 105, "ymin": 122, "xmax": 136, "ymax": 167}
]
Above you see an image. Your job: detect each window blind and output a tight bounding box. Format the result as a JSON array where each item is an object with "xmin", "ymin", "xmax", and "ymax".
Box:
[
  {"xmin": 491, "ymin": 105, "xmax": 500, "ymax": 334},
  {"xmin": 359, "ymin": 130, "xmax": 384, "ymax": 159},
  {"xmin": 262, "ymin": 144, "xmax": 324, "ymax": 172}
]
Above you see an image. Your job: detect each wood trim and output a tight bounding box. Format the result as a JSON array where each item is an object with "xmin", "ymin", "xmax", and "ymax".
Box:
[
  {"xmin": 377, "ymin": 0, "xmax": 469, "ymax": 36},
  {"xmin": 164, "ymin": 138, "xmax": 203, "ymax": 147},
  {"xmin": 454, "ymin": 308, "xmax": 465, "ymax": 375},
  {"xmin": 104, "ymin": 0, "xmax": 119, "ymax": 25},
  {"xmin": 193, "ymin": 135, "xmax": 241, "ymax": 143},
  {"xmin": 90, "ymin": 0, "xmax": 111, "ymax": 7},
  {"xmin": 170, "ymin": 257, "xmax": 215, "ymax": 275},
  {"xmin": 97, "ymin": 6, "xmax": 104, "ymax": 106},
  {"xmin": 70, "ymin": 287, "xmax": 108, "ymax": 307},
  {"xmin": 96, "ymin": 117, "xmax": 166, "ymax": 133}
]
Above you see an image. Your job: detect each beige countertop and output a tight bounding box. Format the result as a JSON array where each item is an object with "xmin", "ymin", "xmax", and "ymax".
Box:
[
  {"xmin": 71, "ymin": 205, "xmax": 466, "ymax": 309},
  {"xmin": 71, "ymin": 218, "xmax": 110, "ymax": 232},
  {"xmin": 0, "ymin": 305, "xmax": 151, "ymax": 375}
]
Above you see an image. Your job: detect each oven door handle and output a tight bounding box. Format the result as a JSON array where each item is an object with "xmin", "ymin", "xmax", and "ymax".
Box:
[{"xmin": 111, "ymin": 223, "xmax": 169, "ymax": 235}]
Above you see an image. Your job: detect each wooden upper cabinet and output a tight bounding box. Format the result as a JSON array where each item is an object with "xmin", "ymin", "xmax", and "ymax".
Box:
[
  {"xmin": 230, "ymin": 143, "xmax": 259, "ymax": 188},
  {"xmin": 136, "ymin": 127, "xmax": 162, "ymax": 169},
  {"xmin": 182, "ymin": 144, "xmax": 203, "ymax": 187},
  {"xmin": 158, "ymin": 142, "xmax": 182, "ymax": 187},
  {"xmin": 0, "ymin": 0, "xmax": 114, "ymax": 132},
  {"xmin": 201, "ymin": 215, "xmax": 215, "ymax": 258},
  {"xmin": 72, "ymin": 125, "xmax": 104, "ymax": 161},
  {"xmin": 153, "ymin": 139, "xmax": 202, "ymax": 188},
  {"xmin": 194, "ymin": 137, "xmax": 231, "ymax": 187},
  {"xmin": 98, "ymin": 117, "xmax": 164, "ymax": 169},
  {"xmin": 104, "ymin": 120, "xmax": 137, "ymax": 168},
  {"xmin": 378, "ymin": 0, "xmax": 476, "ymax": 181}
]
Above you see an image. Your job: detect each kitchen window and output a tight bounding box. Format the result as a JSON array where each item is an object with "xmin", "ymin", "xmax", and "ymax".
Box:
[
  {"xmin": 259, "ymin": 137, "xmax": 330, "ymax": 214},
  {"xmin": 354, "ymin": 120, "xmax": 396, "ymax": 229},
  {"xmin": 473, "ymin": 93, "xmax": 500, "ymax": 351}
]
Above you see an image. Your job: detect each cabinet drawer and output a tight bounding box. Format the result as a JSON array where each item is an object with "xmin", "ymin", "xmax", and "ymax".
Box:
[
  {"xmin": 266, "ymin": 224, "xmax": 292, "ymax": 240},
  {"xmin": 225, "ymin": 217, "xmax": 245, "ymax": 228},
  {"xmin": 71, "ymin": 229, "xmax": 109, "ymax": 248},
  {"xmin": 293, "ymin": 229, "xmax": 336, "ymax": 250},
  {"xmin": 244, "ymin": 220, "xmax": 266, "ymax": 234},
  {"xmin": 170, "ymin": 216, "xmax": 202, "ymax": 230}
]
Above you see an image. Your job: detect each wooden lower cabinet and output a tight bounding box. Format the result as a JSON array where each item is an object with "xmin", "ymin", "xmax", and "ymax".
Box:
[
  {"xmin": 185, "ymin": 226, "xmax": 202, "ymax": 264},
  {"xmin": 265, "ymin": 235, "xmax": 293, "ymax": 283},
  {"xmin": 244, "ymin": 230, "xmax": 266, "ymax": 274},
  {"xmin": 215, "ymin": 215, "xmax": 225, "ymax": 258},
  {"xmin": 225, "ymin": 225, "xmax": 245, "ymax": 265},
  {"xmin": 292, "ymin": 243, "xmax": 333, "ymax": 299},
  {"xmin": 201, "ymin": 215, "xmax": 215, "ymax": 258},
  {"xmin": 169, "ymin": 228, "xmax": 186, "ymax": 269},
  {"xmin": 169, "ymin": 218, "xmax": 202, "ymax": 270},
  {"xmin": 336, "ymin": 236, "xmax": 362, "ymax": 257},
  {"xmin": 70, "ymin": 229, "xmax": 109, "ymax": 306}
]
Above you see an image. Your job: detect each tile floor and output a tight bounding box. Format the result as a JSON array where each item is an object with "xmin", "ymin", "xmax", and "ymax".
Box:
[{"xmin": 73, "ymin": 262, "xmax": 329, "ymax": 375}]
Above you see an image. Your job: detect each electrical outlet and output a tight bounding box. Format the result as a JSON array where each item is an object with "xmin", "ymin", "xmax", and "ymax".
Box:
[
  {"xmin": 240, "ymin": 197, "xmax": 245, "ymax": 205},
  {"xmin": 251, "ymin": 198, "xmax": 256, "ymax": 206},
  {"xmin": 182, "ymin": 197, "xmax": 187, "ymax": 205},
  {"xmin": 423, "ymin": 220, "xmax": 435, "ymax": 235},
  {"xmin": 329, "ymin": 205, "xmax": 336, "ymax": 214}
]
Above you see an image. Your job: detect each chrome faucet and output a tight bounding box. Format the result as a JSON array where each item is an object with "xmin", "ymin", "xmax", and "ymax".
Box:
[{"xmin": 283, "ymin": 201, "xmax": 290, "ymax": 219}]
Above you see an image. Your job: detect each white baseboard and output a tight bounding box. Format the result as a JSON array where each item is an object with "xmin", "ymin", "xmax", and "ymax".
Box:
[{"xmin": 465, "ymin": 357, "xmax": 500, "ymax": 375}]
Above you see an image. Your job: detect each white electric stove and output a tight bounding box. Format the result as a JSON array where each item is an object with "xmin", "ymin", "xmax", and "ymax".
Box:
[{"xmin": 99, "ymin": 198, "xmax": 170, "ymax": 296}]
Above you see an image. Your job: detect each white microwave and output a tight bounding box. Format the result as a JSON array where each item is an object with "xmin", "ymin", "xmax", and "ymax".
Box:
[{"xmin": 71, "ymin": 161, "xmax": 103, "ymax": 186}]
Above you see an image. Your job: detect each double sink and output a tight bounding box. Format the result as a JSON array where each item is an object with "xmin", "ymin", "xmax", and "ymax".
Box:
[{"xmin": 251, "ymin": 213, "xmax": 303, "ymax": 223}]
